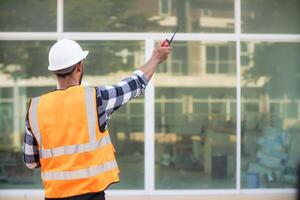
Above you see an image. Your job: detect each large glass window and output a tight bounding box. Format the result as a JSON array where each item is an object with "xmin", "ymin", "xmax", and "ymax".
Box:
[
  {"xmin": 241, "ymin": 0, "xmax": 300, "ymax": 34},
  {"xmin": 64, "ymin": 0, "xmax": 234, "ymax": 33},
  {"xmin": 241, "ymin": 42, "xmax": 300, "ymax": 188},
  {"xmin": 0, "ymin": 0, "xmax": 57, "ymax": 32},
  {"xmin": 155, "ymin": 41, "xmax": 236, "ymax": 189}
]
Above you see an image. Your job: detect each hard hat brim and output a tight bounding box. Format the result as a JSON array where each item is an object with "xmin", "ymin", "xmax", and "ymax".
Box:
[{"xmin": 48, "ymin": 51, "xmax": 89, "ymax": 72}]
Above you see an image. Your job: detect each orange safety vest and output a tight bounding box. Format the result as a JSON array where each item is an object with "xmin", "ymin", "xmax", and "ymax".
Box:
[{"xmin": 28, "ymin": 86, "xmax": 119, "ymax": 198}]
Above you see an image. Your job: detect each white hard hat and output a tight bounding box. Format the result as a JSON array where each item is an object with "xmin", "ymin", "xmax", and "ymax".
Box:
[{"xmin": 48, "ymin": 39, "xmax": 89, "ymax": 72}]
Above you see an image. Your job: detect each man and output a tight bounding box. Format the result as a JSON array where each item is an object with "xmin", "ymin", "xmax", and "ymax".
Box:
[{"xmin": 23, "ymin": 39, "xmax": 171, "ymax": 200}]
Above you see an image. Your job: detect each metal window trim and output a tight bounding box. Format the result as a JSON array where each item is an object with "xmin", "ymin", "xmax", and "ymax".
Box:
[
  {"xmin": 235, "ymin": 0, "xmax": 242, "ymax": 192},
  {"xmin": 0, "ymin": 188, "xmax": 295, "ymax": 197},
  {"xmin": 57, "ymin": 0, "xmax": 63, "ymax": 35},
  {"xmin": 144, "ymin": 38, "xmax": 155, "ymax": 193},
  {"xmin": 1, "ymin": 32, "xmax": 300, "ymax": 41}
]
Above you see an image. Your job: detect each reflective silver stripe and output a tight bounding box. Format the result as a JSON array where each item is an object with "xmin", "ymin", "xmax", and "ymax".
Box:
[
  {"xmin": 40, "ymin": 135, "xmax": 111, "ymax": 158},
  {"xmin": 85, "ymin": 87, "xmax": 97, "ymax": 142},
  {"xmin": 42, "ymin": 160, "xmax": 118, "ymax": 180},
  {"xmin": 28, "ymin": 97, "xmax": 42, "ymax": 146}
]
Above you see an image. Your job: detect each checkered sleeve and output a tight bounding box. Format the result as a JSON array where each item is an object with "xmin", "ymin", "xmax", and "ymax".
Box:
[
  {"xmin": 23, "ymin": 118, "xmax": 41, "ymax": 169},
  {"xmin": 96, "ymin": 70, "xmax": 148, "ymax": 132}
]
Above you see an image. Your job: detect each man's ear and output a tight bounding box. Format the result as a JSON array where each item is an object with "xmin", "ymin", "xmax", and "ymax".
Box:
[{"xmin": 76, "ymin": 61, "xmax": 83, "ymax": 72}]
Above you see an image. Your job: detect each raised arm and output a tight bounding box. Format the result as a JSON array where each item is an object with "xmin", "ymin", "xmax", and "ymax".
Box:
[
  {"xmin": 139, "ymin": 44, "xmax": 171, "ymax": 81},
  {"xmin": 96, "ymin": 44, "xmax": 171, "ymax": 132}
]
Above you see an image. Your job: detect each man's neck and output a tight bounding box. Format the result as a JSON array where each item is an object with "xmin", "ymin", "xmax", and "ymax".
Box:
[{"xmin": 57, "ymin": 79, "xmax": 79, "ymax": 90}]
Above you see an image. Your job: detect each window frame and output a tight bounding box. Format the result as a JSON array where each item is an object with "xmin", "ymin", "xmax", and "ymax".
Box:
[{"xmin": 0, "ymin": 0, "xmax": 299, "ymax": 197}]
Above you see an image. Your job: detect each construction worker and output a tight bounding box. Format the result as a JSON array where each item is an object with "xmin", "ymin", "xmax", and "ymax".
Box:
[{"xmin": 23, "ymin": 39, "xmax": 171, "ymax": 200}]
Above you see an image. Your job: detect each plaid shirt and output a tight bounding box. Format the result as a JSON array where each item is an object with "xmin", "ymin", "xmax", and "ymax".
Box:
[{"xmin": 23, "ymin": 70, "xmax": 148, "ymax": 169}]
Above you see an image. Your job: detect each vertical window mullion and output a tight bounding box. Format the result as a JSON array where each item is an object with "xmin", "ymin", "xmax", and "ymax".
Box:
[
  {"xmin": 144, "ymin": 38, "xmax": 155, "ymax": 193},
  {"xmin": 57, "ymin": 0, "xmax": 64, "ymax": 38},
  {"xmin": 235, "ymin": 0, "xmax": 242, "ymax": 192}
]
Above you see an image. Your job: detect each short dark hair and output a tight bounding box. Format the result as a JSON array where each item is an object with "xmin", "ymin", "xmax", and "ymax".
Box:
[{"xmin": 55, "ymin": 61, "xmax": 80, "ymax": 78}]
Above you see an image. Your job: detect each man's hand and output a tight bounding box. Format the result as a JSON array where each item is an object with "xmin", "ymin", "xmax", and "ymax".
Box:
[
  {"xmin": 151, "ymin": 42, "xmax": 172, "ymax": 64},
  {"xmin": 139, "ymin": 42, "xmax": 172, "ymax": 81}
]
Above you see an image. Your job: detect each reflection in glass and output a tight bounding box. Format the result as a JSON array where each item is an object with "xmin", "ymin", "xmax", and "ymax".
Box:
[
  {"xmin": 155, "ymin": 41, "xmax": 236, "ymax": 189},
  {"xmin": 241, "ymin": 42, "xmax": 300, "ymax": 188},
  {"xmin": 78, "ymin": 41, "xmax": 144, "ymax": 80},
  {"xmin": 0, "ymin": 0, "xmax": 56, "ymax": 31},
  {"xmin": 241, "ymin": 0, "xmax": 300, "ymax": 34},
  {"xmin": 0, "ymin": 41, "xmax": 145, "ymax": 189},
  {"xmin": 109, "ymin": 101, "xmax": 145, "ymax": 189},
  {"xmin": 64, "ymin": 0, "xmax": 234, "ymax": 33}
]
